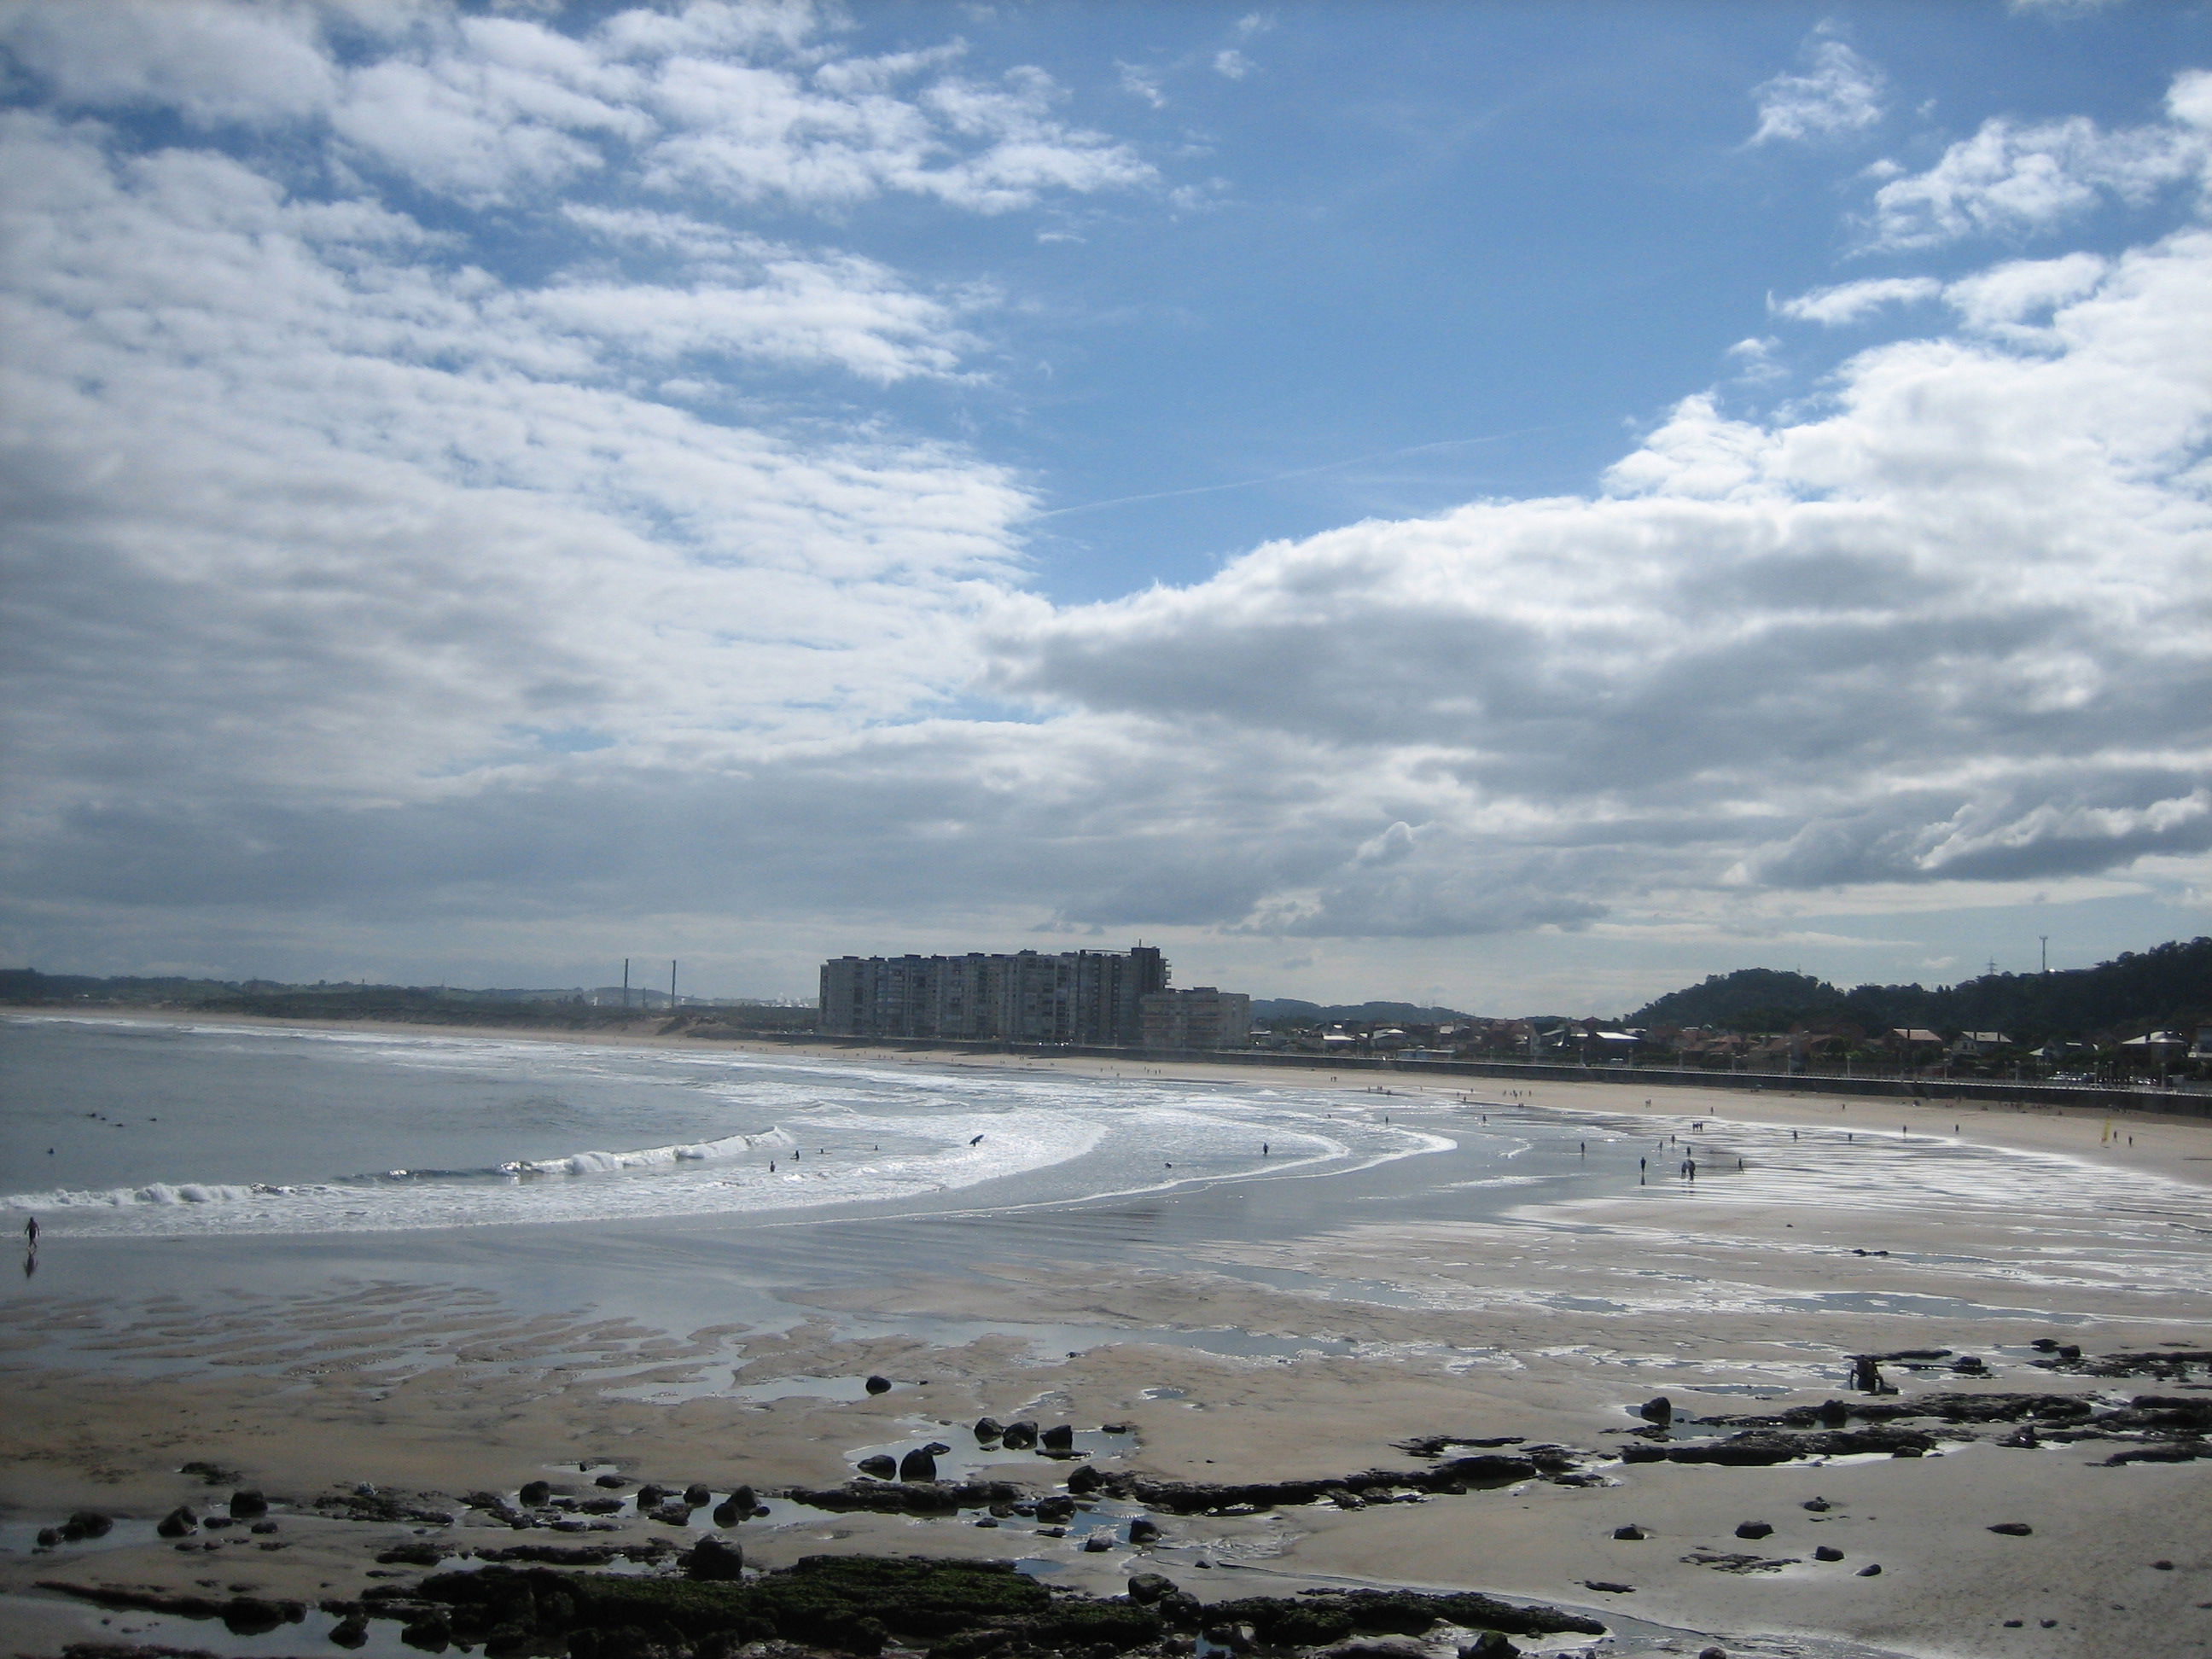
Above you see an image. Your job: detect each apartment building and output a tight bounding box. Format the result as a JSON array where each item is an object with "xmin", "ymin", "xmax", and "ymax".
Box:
[
  {"xmin": 1138, "ymin": 987, "xmax": 1253, "ymax": 1051},
  {"xmin": 819, "ymin": 946, "xmax": 1168, "ymax": 1046}
]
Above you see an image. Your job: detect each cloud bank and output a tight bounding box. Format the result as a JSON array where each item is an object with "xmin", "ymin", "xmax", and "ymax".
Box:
[{"xmin": 2, "ymin": 5, "xmax": 2209, "ymax": 996}]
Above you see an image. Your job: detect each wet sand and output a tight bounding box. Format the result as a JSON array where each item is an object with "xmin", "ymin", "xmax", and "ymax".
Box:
[{"xmin": 3, "ymin": 1012, "xmax": 2210, "ymax": 1658}]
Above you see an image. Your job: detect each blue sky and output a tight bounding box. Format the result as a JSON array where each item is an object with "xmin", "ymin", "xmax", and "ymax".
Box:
[{"xmin": 4, "ymin": 0, "xmax": 2211, "ymax": 1014}]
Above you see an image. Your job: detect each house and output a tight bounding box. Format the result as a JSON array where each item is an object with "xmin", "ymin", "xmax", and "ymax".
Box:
[{"xmin": 1951, "ymin": 1031, "xmax": 2011, "ymax": 1058}]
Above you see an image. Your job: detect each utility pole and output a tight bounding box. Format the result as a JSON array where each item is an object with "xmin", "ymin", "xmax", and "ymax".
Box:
[
  {"xmin": 622, "ymin": 958, "xmax": 630, "ymax": 1009},
  {"xmin": 2039, "ymin": 935, "xmax": 2049, "ymax": 975},
  {"xmin": 670, "ymin": 959, "xmax": 678, "ymax": 1009}
]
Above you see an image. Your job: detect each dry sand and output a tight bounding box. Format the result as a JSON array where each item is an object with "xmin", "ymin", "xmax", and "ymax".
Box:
[{"xmin": 3, "ymin": 1011, "xmax": 2210, "ymax": 1658}]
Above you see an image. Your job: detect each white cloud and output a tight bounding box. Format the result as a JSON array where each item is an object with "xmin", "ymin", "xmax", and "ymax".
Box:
[
  {"xmin": 1866, "ymin": 77, "xmax": 2212, "ymax": 248},
  {"xmin": 1213, "ymin": 49, "xmax": 1253, "ymax": 82},
  {"xmin": 1750, "ymin": 32, "xmax": 1886, "ymax": 147},
  {"xmin": 1773, "ymin": 276, "xmax": 1941, "ymax": 325},
  {"xmin": 1942, "ymin": 251, "xmax": 2108, "ymax": 330}
]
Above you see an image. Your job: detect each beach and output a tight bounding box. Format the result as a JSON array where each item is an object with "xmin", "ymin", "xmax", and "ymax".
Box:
[{"xmin": 3, "ymin": 1011, "xmax": 2209, "ymax": 1659}]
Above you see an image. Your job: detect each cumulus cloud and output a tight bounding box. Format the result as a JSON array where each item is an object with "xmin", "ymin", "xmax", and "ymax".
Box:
[
  {"xmin": 1773, "ymin": 276, "xmax": 1941, "ymax": 325},
  {"xmin": 1750, "ymin": 32, "xmax": 1886, "ymax": 146},
  {"xmin": 1866, "ymin": 74, "xmax": 2212, "ymax": 248},
  {"xmin": 987, "ymin": 197, "xmax": 2212, "ymax": 934}
]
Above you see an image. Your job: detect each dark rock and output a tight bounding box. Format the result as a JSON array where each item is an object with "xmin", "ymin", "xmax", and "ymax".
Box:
[
  {"xmin": 1130, "ymin": 1517, "xmax": 1161, "ymax": 1544},
  {"xmin": 1638, "ymin": 1397, "xmax": 1672, "ymax": 1426},
  {"xmin": 60, "ymin": 1511, "xmax": 113, "ymax": 1541},
  {"xmin": 712, "ymin": 1498, "xmax": 745, "ymax": 1526},
  {"xmin": 1033, "ymin": 1495, "xmax": 1078, "ymax": 1524},
  {"xmin": 865, "ymin": 1375, "xmax": 892, "ymax": 1394},
  {"xmin": 179, "ymin": 1459, "xmax": 241, "ymax": 1486},
  {"xmin": 1734, "ymin": 1522, "xmax": 1773, "ymax": 1540},
  {"xmin": 1128, "ymin": 1572, "xmax": 1176, "ymax": 1604},
  {"xmin": 1813, "ymin": 1545, "xmax": 1845, "ymax": 1562},
  {"xmin": 1458, "ymin": 1636, "xmax": 1521, "ymax": 1659},
  {"xmin": 1067, "ymin": 1462, "xmax": 1105, "ymax": 1495},
  {"xmin": 999, "ymin": 1420, "xmax": 1039, "ymax": 1449},
  {"xmin": 856, "ymin": 1455, "xmax": 897, "ymax": 1479},
  {"xmin": 1952, "ymin": 1354, "xmax": 1988, "ymax": 1372},
  {"xmin": 1802, "ymin": 1497, "xmax": 1831, "ymax": 1511},
  {"xmin": 2155, "ymin": 1560, "xmax": 2175, "ymax": 1570},
  {"xmin": 921, "ymin": 1441, "xmax": 952, "ymax": 1456},
  {"xmin": 683, "ymin": 1483, "xmax": 713, "ymax": 1508},
  {"xmin": 592, "ymin": 1474, "xmax": 626, "ymax": 1489},
  {"xmin": 896, "ymin": 1448, "xmax": 937, "ymax": 1481},
  {"xmin": 156, "ymin": 1505, "xmax": 198, "ymax": 1538},
  {"xmin": 974, "ymin": 1417, "xmax": 1004, "ymax": 1441},
  {"xmin": 1083, "ymin": 1534, "xmax": 1113, "ymax": 1552},
  {"xmin": 399, "ymin": 1610, "xmax": 451, "ymax": 1652},
  {"xmin": 517, "ymin": 1481, "xmax": 551, "ymax": 1506},
  {"xmin": 574, "ymin": 1497, "xmax": 624, "ymax": 1514},
  {"xmin": 1856, "ymin": 1563, "xmax": 1883, "ymax": 1577},
  {"xmin": 1637, "ymin": 1427, "xmax": 1933, "ymax": 1467},
  {"xmin": 1817, "ymin": 1400, "xmax": 1851, "ymax": 1429},
  {"xmin": 1582, "ymin": 1580, "xmax": 1634, "ymax": 1594},
  {"xmin": 329, "ymin": 1612, "xmax": 370, "ymax": 1648},
  {"xmin": 203, "ymin": 1516, "xmax": 231, "ymax": 1528},
  {"xmin": 1999, "ymin": 1424, "xmax": 2040, "ymax": 1449},
  {"xmin": 220, "ymin": 1596, "xmax": 301, "ymax": 1635},
  {"xmin": 1313, "ymin": 1638, "xmax": 1428, "ymax": 1659},
  {"xmin": 649, "ymin": 1502, "xmax": 693, "ymax": 1527},
  {"xmin": 686, "ymin": 1536, "xmax": 745, "ymax": 1581},
  {"xmin": 1988, "ymin": 1522, "xmax": 2033, "ymax": 1536},
  {"xmin": 1681, "ymin": 1551, "xmax": 1798, "ymax": 1575},
  {"xmin": 376, "ymin": 1542, "xmax": 445, "ymax": 1567},
  {"xmin": 634, "ymin": 1483, "xmax": 668, "ymax": 1509},
  {"xmin": 228, "ymin": 1490, "xmax": 268, "ymax": 1520},
  {"xmin": 1611, "ymin": 1525, "xmax": 1647, "ymax": 1540},
  {"xmin": 33, "ymin": 1528, "xmax": 57, "ymax": 1547},
  {"xmin": 1041, "ymin": 1425, "xmax": 1075, "ymax": 1451}
]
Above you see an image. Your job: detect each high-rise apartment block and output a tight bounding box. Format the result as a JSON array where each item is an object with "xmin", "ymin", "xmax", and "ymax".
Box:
[
  {"xmin": 1138, "ymin": 987, "xmax": 1253, "ymax": 1052},
  {"xmin": 819, "ymin": 946, "xmax": 1169, "ymax": 1047}
]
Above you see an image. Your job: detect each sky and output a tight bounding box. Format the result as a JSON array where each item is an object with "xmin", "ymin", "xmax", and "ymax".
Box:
[{"xmin": 3, "ymin": 0, "xmax": 2211, "ymax": 1015}]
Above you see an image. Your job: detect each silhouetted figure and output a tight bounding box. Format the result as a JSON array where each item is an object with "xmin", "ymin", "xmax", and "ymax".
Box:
[
  {"xmin": 22, "ymin": 1217, "xmax": 36, "ymax": 1247},
  {"xmin": 969, "ymin": 1134, "xmax": 985, "ymax": 1145}
]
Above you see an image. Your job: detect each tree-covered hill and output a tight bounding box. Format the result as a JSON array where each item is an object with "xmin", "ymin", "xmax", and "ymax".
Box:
[{"xmin": 1627, "ymin": 937, "xmax": 2212, "ymax": 1042}]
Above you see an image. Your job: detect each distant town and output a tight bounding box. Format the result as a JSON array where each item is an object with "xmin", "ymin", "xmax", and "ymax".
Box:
[{"xmin": 4, "ymin": 933, "xmax": 2210, "ymax": 1087}]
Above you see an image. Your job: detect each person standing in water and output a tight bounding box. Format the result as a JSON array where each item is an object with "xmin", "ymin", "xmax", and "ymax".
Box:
[{"xmin": 22, "ymin": 1216, "xmax": 36, "ymax": 1247}]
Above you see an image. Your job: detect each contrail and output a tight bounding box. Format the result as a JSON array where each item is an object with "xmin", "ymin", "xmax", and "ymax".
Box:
[{"xmin": 1028, "ymin": 422, "xmax": 1587, "ymax": 521}]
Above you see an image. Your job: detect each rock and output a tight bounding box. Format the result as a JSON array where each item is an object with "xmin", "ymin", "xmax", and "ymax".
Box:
[
  {"xmin": 1102, "ymin": 1422, "xmax": 1133, "ymax": 1434},
  {"xmin": 1130, "ymin": 1517, "xmax": 1161, "ymax": 1544},
  {"xmin": 1638, "ymin": 1396, "xmax": 1673, "ymax": 1426},
  {"xmin": 1582, "ymin": 1580, "xmax": 1635, "ymax": 1593},
  {"xmin": 400, "ymin": 1610, "xmax": 451, "ymax": 1652},
  {"xmin": 2155, "ymin": 1559, "xmax": 2176, "ymax": 1570},
  {"xmin": 1315, "ymin": 1638, "xmax": 1429, "ymax": 1659},
  {"xmin": 1952, "ymin": 1355, "xmax": 1988, "ymax": 1372},
  {"xmin": 1802, "ymin": 1497, "xmax": 1831, "ymax": 1511},
  {"xmin": 1817, "ymin": 1400, "xmax": 1851, "ymax": 1429},
  {"xmin": 922, "ymin": 1440, "xmax": 952, "ymax": 1455},
  {"xmin": 228, "ymin": 1489, "xmax": 268, "ymax": 1519},
  {"xmin": 1734, "ymin": 1522, "xmax": 1773, "ymax": 1540},
  {"xmin": 1041, "ymin": 1425, "xmax": 1075, "ymax": 1451},
  {"xmin": 376, "ymin": 1542, "xmax": 445, "ymax": 1566},
  {"xmin": 1083, "ymin": 1534, "xmax": 1113, "ymax": 1552},
  {"xmin": 634, "ymin": 1482, "xmax": 668, "ymax": 1509},
  {"xmin": 1067, "ymin": 1462, "xmax": 1105, "ymax": 1495},
  {"xmin": 1987, "ymin": 1522, "xmax": 2033, "ymax": 1536},
  {"xmin": 1000, "ymin": 1420, "xmax": 1039, "ymax": 1449},
  {"xmin": 1033, "ymin": 1495, "xmax": 1078, "ymax": 1524},
  {"xmin": 1698, "ymin": 1649, "xmax": 1728, "ymax": 1659},
  {"xmin": 1458, "ymin": 1637, "xmax": 1521, "ymax": 1659},
  {"xmin": 2058, "ymin": 1344, "xmax": 2081, "ymax": 1360},
  {"xmin": 975, "ymin": 1417, "xmax": 1005, "ymax": 1441},
  {"xmin": 897, "ymin": 1448, "xmax": 938, "ymax": 1481},
  {"xmin": 592, "ymin": 1474, "xmax": 626, "ymax": 1489},
  {"xmin": 685, "ymin": 1535, "xmax": 745, "ymax": 1580},
  {"xmin": 60, "ymin": 1511, "xmax": 113, "ymax": 1540},
  {"xmin": 1611, "ymin": 1524, "xmax": 1647, "ymax": 1540},
  {"xmin": 649, "ymin": 1502, "xmax": 693, "ymax": 1526},
  {"xmin": 328, "ymin": 1613, "xmax": 370, "ymax": 1649},
  {"xmin": 712, "ymin": 1498, "xmax": 744, "ymax": 1526},
  {"xmin": 1128, "ymin": 1571, "xmax": 1176, "ymax": 1604},
  {"xmin": 857, "ymin": 1455, "xmax": 898, "ymax": 1479},
  {"xmin": 220, "ymin": 1596, "xmax": 298, "ymax": 1636},
  {"xmin": 682, "ymin": 1482, "xmax": 712, "ymax": 1507},
  {"xmin": 1999, "ymin": 1424, "xmax": 2040, "ymax": 1449},
  {"xmin": 33, "ymin": 1528, "xmax": 57, "ymax": 1547},
  {"xmin": 1333, "ymin": 1492, "xmax": 1366, "ymax": 1509},
  {"xmin": 156, "ymin": 1505, "xmax": 198, "ymax": 1538},
  {"xmin": 1856, "ymin": 1563, "xmax": 1883, "ymax": 1577},
  {"xmin": 1813, "ymin": 1545, "xmax": 1844, "ymax": 1562},
  {"xmin": 865, "ymin": 1374, "xmax": 893, "ymax": 1394},
  {"xmin": 518, "ymin": 1481, "xmax": 551, "ymax": 1506}
]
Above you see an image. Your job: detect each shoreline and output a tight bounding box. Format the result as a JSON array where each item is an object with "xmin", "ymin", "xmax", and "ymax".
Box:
[
  {"xmin": 3, "ymin": 1010, "xmax": 2209, "ymax": 1657},
  {"xmin": 18, "ymin": 1003, "xmax": 2212, "ymax": 1194}
]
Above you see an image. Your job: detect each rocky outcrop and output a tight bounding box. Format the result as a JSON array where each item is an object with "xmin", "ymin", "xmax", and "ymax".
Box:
[{"xmin": 1621, "ymin": 1426, "xmax": 1934, "ymax": 1466}]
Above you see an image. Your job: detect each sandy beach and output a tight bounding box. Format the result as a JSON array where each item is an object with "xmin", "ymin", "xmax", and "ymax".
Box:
[{"xmin": 3, "ymin": 1012, "xmax": 2209, "ymax": 1659}]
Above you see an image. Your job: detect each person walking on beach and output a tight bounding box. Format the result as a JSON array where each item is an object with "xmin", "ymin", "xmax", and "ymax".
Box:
[{"xmin": 22, "ymin": 1216, "xmax": 37, "ymax": 1247}]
